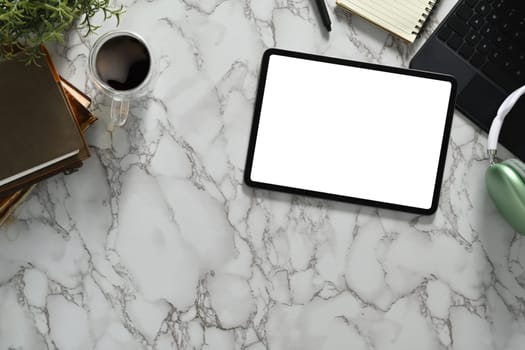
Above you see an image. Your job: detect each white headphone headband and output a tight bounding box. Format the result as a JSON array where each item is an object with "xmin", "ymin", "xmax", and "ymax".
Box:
[{"xmin": 487, "ymin": 85, "xmax": 525, "ymax": 153}]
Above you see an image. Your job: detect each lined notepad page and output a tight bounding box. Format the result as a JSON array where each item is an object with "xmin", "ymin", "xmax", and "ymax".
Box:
[{"xmin": 336, "ymin": 0, "xmax": 437, "ymax": 43}]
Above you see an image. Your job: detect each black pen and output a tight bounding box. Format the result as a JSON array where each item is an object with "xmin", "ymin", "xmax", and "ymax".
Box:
[{"xmin": 314, "ymin": 0, "xmax": 332, "ymax": 32}]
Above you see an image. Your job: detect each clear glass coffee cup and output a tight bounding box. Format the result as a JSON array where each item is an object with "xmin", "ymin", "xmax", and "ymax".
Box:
[{"xmin": 88, "ymin": 30, "xmax": 155, "ymax": 127}]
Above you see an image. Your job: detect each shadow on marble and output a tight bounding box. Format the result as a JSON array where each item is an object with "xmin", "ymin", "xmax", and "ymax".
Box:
[
  {"xmin": 307, "ymin": 0, "xmax": 330, "ymax": 40},
  {"xmin": 241, "ymin": 182, "xmax": 429, "ymax": 225}
]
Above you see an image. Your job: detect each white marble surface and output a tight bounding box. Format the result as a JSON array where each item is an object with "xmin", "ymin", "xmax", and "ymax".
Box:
[{"xmin": 2, "ymin": 0, "xmax": 525, "ymax": 349}]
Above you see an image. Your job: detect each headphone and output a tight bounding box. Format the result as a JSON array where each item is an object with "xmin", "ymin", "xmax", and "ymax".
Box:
[{"xmin": 486, "ymin": 84, "xmax": 525, "ymax": 234}]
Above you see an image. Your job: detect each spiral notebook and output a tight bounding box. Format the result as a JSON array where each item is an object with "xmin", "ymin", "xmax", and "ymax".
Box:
[{"xmin": 336, "ymin": 0, "xmax": 438, "ymax": 43}]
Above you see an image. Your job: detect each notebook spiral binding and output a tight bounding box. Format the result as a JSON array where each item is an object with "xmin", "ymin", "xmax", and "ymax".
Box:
[{"xmin": 412, "ymin": 0, "xmax": 438, "ymax": 35}]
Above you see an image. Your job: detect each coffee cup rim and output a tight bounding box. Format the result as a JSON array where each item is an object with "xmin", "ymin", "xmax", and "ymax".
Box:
[{"xmin": 88, "ymin": 30, "xmax": 153, "ymax": 97}]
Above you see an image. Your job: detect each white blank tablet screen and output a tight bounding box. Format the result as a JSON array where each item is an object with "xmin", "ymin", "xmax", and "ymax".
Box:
[{"xmin": 250, "ymin": 54, "xmax": 453, "ymax": 210}]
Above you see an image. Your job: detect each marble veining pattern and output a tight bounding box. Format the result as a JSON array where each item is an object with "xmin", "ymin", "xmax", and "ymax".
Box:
[{"xmin": 1, "ymin": 0, "xmax": 525, "ymax": 349}]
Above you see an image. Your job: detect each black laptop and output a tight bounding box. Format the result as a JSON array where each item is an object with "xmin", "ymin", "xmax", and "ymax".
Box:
[{"xmin": 411, "ymin": 0, "xmax": 525, "ymax": 160}]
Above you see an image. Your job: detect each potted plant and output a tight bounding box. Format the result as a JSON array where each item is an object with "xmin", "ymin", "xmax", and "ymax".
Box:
[{"xmin": 0, "ymin": 0, "xmax": 123, "ymax": 63}]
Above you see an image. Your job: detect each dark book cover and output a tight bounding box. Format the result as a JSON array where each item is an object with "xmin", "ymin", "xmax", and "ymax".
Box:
[
  {"xmin": 0, "ymin": 49, "xmax": 90, "ymax": 196},
  {"xmin": 0, "ymin": 76, "xmax": 96, "ymax": 225}
]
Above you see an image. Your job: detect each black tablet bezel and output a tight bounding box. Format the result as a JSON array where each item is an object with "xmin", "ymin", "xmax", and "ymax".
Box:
[{"xmin": 244, "ymin": 48, "xmax": 457, "ymax": 215}]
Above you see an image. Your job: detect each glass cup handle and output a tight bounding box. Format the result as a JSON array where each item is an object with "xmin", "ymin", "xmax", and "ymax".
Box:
[{"xmin": 111, "ymin": 99, "xmax": 130, "ymax": 126}]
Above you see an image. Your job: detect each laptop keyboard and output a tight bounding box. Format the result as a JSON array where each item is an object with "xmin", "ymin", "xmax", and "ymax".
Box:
[{"xmin": 437, "ymin": 0, "xmax": 525, "ymax": 92}]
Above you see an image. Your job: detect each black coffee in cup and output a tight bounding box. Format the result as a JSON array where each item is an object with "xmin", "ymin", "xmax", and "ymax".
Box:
[{"xmin": 95, "ymin": 35, "xmax": 151, "ymax": 91}]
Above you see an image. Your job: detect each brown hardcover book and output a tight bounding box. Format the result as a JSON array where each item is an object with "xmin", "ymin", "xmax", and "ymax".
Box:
[
  {"xmin": 0, "ymin": 77, "xmax": 96, "ymax": 226},
  {"xmin": 60, "ymin": 78, "xmax": 97, "ymax": 132},
  {"xmin": 0, "ymin": 186, "xmax": 34, "ymax": 225},
  {"xmin": 0, "ymin": 48, "xmax": 90, "ymax": 197}
]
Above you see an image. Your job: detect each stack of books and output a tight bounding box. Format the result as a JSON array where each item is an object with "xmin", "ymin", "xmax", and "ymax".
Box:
[{"xmin": 0, "ymin": 48, "xmax": 96, "ymax": 226}]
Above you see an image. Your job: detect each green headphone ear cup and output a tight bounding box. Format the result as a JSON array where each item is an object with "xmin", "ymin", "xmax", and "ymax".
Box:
[
  {"xmin": 486, "ymin": 160, "xmax": 525, "ymax": 234},
  {"xmin": 503, "ymin": 159, "xmax": 525, "ymax": 181}
]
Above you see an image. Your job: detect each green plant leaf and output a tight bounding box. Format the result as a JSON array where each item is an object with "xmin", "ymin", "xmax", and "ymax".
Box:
[{"xmin": 0, "ymin": 0, "xmax": 123, "ymax": 63}]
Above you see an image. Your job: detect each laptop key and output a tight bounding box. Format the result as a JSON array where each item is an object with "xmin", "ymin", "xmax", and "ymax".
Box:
[
  {"xmin": 459, "ymin": 43, "xmax": 475, "ymax": 59},
  {"xmin": 477, "ymin": 39, "xmax": 493, "ymax": 53},
  {"xmin": 501, "ymin": 59, "xmax": 512, "ymax": 70},
  {"xmin": 489, "ymin": 51, "xmax": 504, "ymax": 64},
  {"xmin": 507, "ymin": 8, "xmax": 518, "ymax": 21},
  {"xmin": 466, "ymin": 31, "xmax": 482, "ymax": 45},
  {"xmin": 487, "ymin": 13, "xmax": 499, "ymax": 23},
  {"xmin": 469, "ymin": 14, "xmax": 484, "ymax": 29},
  {"xmin": 493, "ymin": 1, "xmax": 506, "ymax": 11},
  {"xmin": 447, "ymin": 34, "xmax": 463, "ymax": 50},
  {"xmin": 438, "ymin": 27, "xmax": 452, "ymax": 41},
  {"xmin": 476, "ymin": 3, "xmax": 490, "ymax": 16},
  {"xmin": 517, "ymin": 52, "xmax": 525, "ymax": 64},
  {"xmin": 515, "ymin": 70, "xmax": 523, "ymax": 81},
  {"xmin": 497, "ymin": 21, "xmax": 511, "ymax": 33},
  {"xmin": 448, "ymin": 16, "xmax": 470, "ymax": 36},
  {"xmin": 457, "ymin": 5, "xmax": 474, "ymax": 20},
  {"xmin": 506, "ymin": 44, "xmax": 517, "ymax": 58},
  {"xmin": 480, "ymin": 23, "xmax": 497, "ymax": 40},
  {"xmin": 494, "ymin": 35, "xmax": 506, "ymax": 46},
  {"xmin": 470, "ymin": 53, "xmax": 486, "ymax": 68}
]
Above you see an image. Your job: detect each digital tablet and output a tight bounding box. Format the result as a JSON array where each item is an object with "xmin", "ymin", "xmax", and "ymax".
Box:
[{"xmin": 244, "ymin": 49, "xmax": 457, "ymax": 215}]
